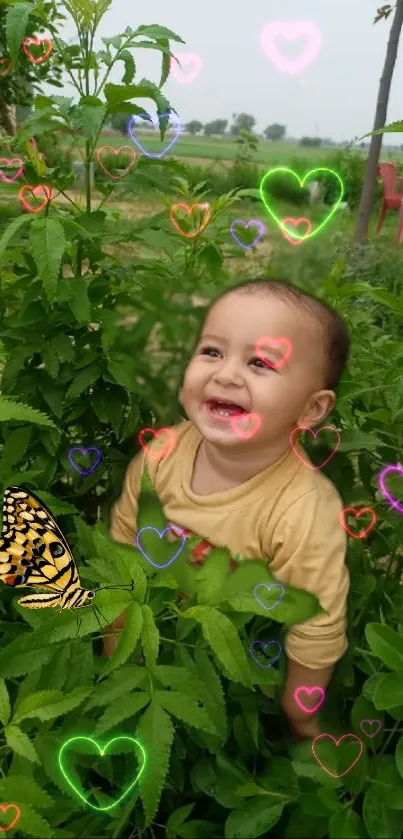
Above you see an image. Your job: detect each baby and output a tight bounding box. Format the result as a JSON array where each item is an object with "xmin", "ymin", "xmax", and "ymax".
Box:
[{"xmin": 106, "ymin": 277, "xmax": 350, "ymax": 741}]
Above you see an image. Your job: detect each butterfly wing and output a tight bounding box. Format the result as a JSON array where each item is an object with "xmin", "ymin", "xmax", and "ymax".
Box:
[{"xmin": 0, "ymin": 487, "xmax": 81, "ymax": 596}]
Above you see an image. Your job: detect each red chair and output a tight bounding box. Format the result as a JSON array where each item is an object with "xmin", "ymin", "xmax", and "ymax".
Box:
[{"xmin": 376, "ymin": 162, "xmax": 403, "ymax": 243}]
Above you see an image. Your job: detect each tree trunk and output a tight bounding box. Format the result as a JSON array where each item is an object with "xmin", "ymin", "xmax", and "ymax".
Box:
[
  {"xmin": 354, "ymin": 0, "xmax": 403, "ymax": 244},
  {"xmin": 0, "ymin": 100, "xmax": 16, "ymax": 136}
]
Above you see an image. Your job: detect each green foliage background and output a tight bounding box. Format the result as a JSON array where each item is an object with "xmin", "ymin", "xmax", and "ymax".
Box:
[{"xmin": 0, "ymin": 1, "xmax": 403, "ymax": 838}]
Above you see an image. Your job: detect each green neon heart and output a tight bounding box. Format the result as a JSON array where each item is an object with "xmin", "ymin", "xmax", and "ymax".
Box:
[
  {"xmin": 259, "ymin": 167, "xmax": 344, "ymax": 241},
  {"xmin": 58, "ymin": 736, "xmax": 147, "ymax": 811}
]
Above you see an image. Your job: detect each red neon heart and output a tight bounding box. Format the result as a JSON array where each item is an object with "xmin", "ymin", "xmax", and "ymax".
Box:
[
  {"xmin": 0, "ymin": 58, "xmax": 11, "ymax": 77},
  {"xmin": 96, "ymin": 145, "xmax": 137, "ymax": 180},
  {"xmin": 290, "ymin": 424, "xmax": 340, "ymax": 470},
  {"xmin": 170, "ymin": 203, "xmax": 211, "ymax": 239},
  {"xmin": 281, "ymin": 217, "xmax": 312, "ymax": 245},
  {"xmin": 18, "ymin": 184, "xmax": 52, "ymax": 213},
  {"xmin": 22, "ymin": 36, "xmax": 53, "ymax": 65},
  {"xmin": 339, "ymin": 506, "xmax": 376, "ymax": 539},
  {"xmin": 255, "ymin": 336, "xmax": 292, "ymax": 370},
  {"xmin": 0, "ymin": 157, "xmax": 24, "ymax": 183},
  {"xmin": 138, "ymin": 427, "xmax": 176, "ymax": 461},
  {"xmin": 0, "ymin": 804, "xmax": 21, "ymax": 833},
  {"xmin": 230, "ymin": 412, "xmax": 262, "ymax": 440},
  {"xmin": 312, "ymin": 734, "xmax": 363, "ymax": 779}
]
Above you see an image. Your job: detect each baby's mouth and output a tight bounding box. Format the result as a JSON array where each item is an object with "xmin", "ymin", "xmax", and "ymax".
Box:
[{"xmin": 206, "ymin": 399, "xmax": 248, "ymax": 418}]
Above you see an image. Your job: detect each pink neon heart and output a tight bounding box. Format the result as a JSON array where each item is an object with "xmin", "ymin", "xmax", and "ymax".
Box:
[
  {"xmin": 170, "ymin": 53, "xmax": 203, "ymax": 84},
  {"xmin": 230, "ymin": 412, "xmax": 262, "ymax": 440},
  {"xmin": 312, "ymin": 734, "xmax": 363, "ymax": 778},
  {"xmin": 360, "ymin": 719, "xmax": 382, "ymax": 738},
  {"xmin": 290, "ymin": 425, "xmax": 340, "ymax": 470},
  {"xmin": 0, "ymin": 157, "xmax": 24, "ymax": 183},
  {"xmin": 255, "ymin": 336, "xmax": 292, "ymax": 370},
  {"xmin": 281, "ymin": 217, "xmax": 312, "ymax": 245},
  {"xmin": 294, "ymin": 686, "xmax": 325, "ymax": 714},
  {"xmin": 260, "ymin": 21, "xmax": 323, "ymax": 75}
]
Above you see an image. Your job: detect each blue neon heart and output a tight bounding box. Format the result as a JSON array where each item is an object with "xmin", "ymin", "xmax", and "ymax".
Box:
[
  {"xmin": 253, "ymin": 582, "xmax": 285, "ymax": 610},
  {"xmin": 136, "ymin": 526, "xmax": 186, "ymax": 569},
  {"xmin": 249, "ymin": 639, "xmax": 282, "ymax": 668},
  {"xmin": 128, "ymin": 113, "xmax": 181, "ymax": 159}
]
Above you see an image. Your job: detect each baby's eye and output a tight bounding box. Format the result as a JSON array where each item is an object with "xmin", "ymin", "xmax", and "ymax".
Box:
[
  {"xmin": 249, "ymin": 356, "xmax": 276, "ymax": 370},
  {"xmin": 199, "ymin": 345, "xmax": 221, "ymax": 358}
]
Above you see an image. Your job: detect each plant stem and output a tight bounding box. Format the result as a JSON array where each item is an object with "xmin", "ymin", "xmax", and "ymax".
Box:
[
  {"xmin": 160, "ymin": 635, "xmax": 195, "ymax": 648},
  {"xmin": 380, "ymin": 719, "xmax": 401, "ymax": 754}
]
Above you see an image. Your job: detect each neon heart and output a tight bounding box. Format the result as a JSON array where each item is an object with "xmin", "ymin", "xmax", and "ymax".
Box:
[
  {"xmin": 290, "ymin": 425, "xmax": 341, "ymax": 470},
  {"xmin": 255, "ymin": 336, "xmax": 292, "ymax": 370},
  {"xmin": 18, "ymin": 184, "xmax": 52, "ymax": 213},
  {"xmin": 379, "ymin": 464, "xmax": 403, "ymax": 514},
  {"xmin": 22, "ymin": 36, "xmax": 53, "ymax": 65},
  {"xmin": 128, "ymin": 112, "xmax": 181, "ymax": 159},
  {"xmin": 170, "ymin": 53, "xmax": 203, "ymax": 84},
  {"xmin": 260, "ymin": 21, "xmax": 322, "ymax": 75},
  {"xmin": 339, "ymin": 506, "xmax": 377, "ymax": 539},
  {"xmin": 170, "ymin": 203, "xmax": 211, "ymax": 238},
  {"xmin": 58, "ymin": 736, "xmax": 146, "ymax": 811},
  {"xmin": 0, "ymin": 158, "xmax": 24, "ymax": 183},
  {"xmin": 249, "ymin": 640, "xmax": 282, "ymax": 669},
  {"xmin": 281, "ymin": 217, "xmax": 312, "ymax": 246},
  {"xmin": 312, "ymin": 733, "xmax": 363, "ymax": 779},
  {"xmin": 96, "ymin": 145, "xmax": 137, "ymax": 180},
  {"xmin": 0, "ymin": 59, "xmax": 11, "ymax": 77},
  {"xmin": 230, "ymin": 412, "xmax": 262, "ymax": 440},
  {"xmin": 68, "ymin": 447, "xmax": 103, "ymax": 477},
  {"xmin": 259, "ymin": 168, "xmax": 344, "ymax": 242},
  {"xmin": 294, "ymin": 685, "xmax": 325, "ymax": 714},
  {"xmin": 0, "ymin": 804, "xmax": 21, "ymax": 833},
  {"xmin": 253, "ymin": 582, "xmax": 285, "ymax": 611},
  {"xmin": 230, "ymin": 219, "xmax": 265, "ymax": 249},
  {"xmin": 138, "ymin": 427, "xmax": 176, "ymax": 461},
  {"xmin": 360, "ymin": 719, "xmax": 382, "ymax": 738},
  {"xmin": 136, "ymin": 526, "xmax": 186, "ymax": 569}
]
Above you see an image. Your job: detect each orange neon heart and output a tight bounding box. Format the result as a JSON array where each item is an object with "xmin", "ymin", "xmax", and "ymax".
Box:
[
  {"xmin": 138, "ymin": 427, "xmax": 176, "ymax": 461},
  {"xmin": 0, "ymin": 58, "xmax": 11, "ymax": 77},
  {"xmin": 22, "ymin": 36, "xmax": 53, "ymax": 64},
  {"xmin": 290, "ymin": 424, "xmax": 340, "ymax": 470},
  {"xmin": 96, "ymin": 145, "xmax": 137, "ymax": 180},
  {"xmin": 170, "ymin": 203, "xmax": 211, "ymax": 238},
  {"xmin": 0, "ymin": 804, "xmax": 21, "ymax": 833},
  {"xmin": 339, "ymin": 506, "xmax": 376, "ymax": 539},
  {"xmin": 18, "ymin": 184, "xmax": 52, "ymax": 213},
  {"xmin": 312, "ymin": 734, "xmax": 363, "ymax": 779},
  {"xmin": 281, "ymin": 217, "xmax": 312, "ymax": 245}
]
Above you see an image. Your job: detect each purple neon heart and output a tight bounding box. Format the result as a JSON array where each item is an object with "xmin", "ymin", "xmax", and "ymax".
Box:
[
  {"xmin": 360, "ymin": 719, "xmax": 382, "ymax": 738},
  {"xmin": 136, "ymin": 526, "xmax": 186, "ymax": 569},
  {"xmin": 128, "ymin": 113, "xmax": 181, "ymax": 159},
  {"xmin": 253, "ymin": 582, "xmax": 285, "ymax": 611},
  {"xmin": 230, "ymin": 219, "xmax": 265, "ymax": 249},
  {"xmin": 68, "ymin": 447, "xmax": 102, "ymax": 477},
  {"xmin": 379, "ymin": 464, "xmax": 403, "ymax": 514},
  {"xmin": 249, "ymin": 639, "xmax": 282, "ymax": 668}
]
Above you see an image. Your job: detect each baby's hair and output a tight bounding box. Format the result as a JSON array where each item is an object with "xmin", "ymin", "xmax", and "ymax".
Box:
[{"xmin": 191, "ymin": 278, "xmax": 350, "ymax": 391}]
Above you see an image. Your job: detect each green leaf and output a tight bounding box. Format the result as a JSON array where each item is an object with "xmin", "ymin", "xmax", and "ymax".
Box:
[
  {"xmin": 363, "ymin": 787, "xmax": 403, "ymax": 838},
  {"xmin": 11, "ymin": 804, "xmax": 53, "ymax": 839},
  {"xmin": 131, "ymin": 24, "xmax": 185, "ymax": 42},
  {"xmin": 5, "ymin": 2, "xmax": 31, "ymax": 66},
  {"xmin": 101, "ymin": 601, "xmax": 143, "ymax": 676},
  {"xmin": 329, "ymin": 809, "xmax": 366, "ymax": 838},
  {"xmin": 66, "ymin": 277, "xmax": 91, "ymax": 323},
  {"xmin": 166, "ymin": 804, "xmax": 196, "ymax": 839},
  {"xmin": 141, "ymin": 604, "xmax": 159, "ymax": 671},
  {"xmin": 366, "ymin": 623, "xmax": 403, "ymax": 671},
  {"xmin": 0, "ymin": 213, "xmax": 34, "ymax": 260},
  {"xmin": 184, "ymin": 607, "xmax": 252, "ymax": 687},
  {"xmin": 0, "ymin": 395, "xmax": 55, "ymax": 428},
  {"xmin": 0, "ymin": 775, "xmax": 53, "ymax": 811},
  {"xmin": 195, "ymin": 550, "xmax": 231, "ymax": 605},
  {"xmin": 396, "ymin": 736, "xmax": 403, "ymax": 782},
  {"xmin": 5, "ymin": 724, "xmax": 39, "ymax": 763},
  {"xmin": 75, "ymin": 103, "xmax": 107, "ymax": 141},
  {"xmin": 137, "ymin": 700, "xmax": 174, "ymax": 825},
  {"xmin": 0, "ymin": 680, "xmax": 11, "ymax": 725},
  {"xmin": 66, "ymin": 363, "xmax": 102, "ymax": 399},
  {"xmin": 29, "ymin": 218, "xmax": 66, "ymax": 305},
  {"xmin": 373, "ymin": 672, "xmax": 403, "ymax": 709},
  {"xmin": 94, "ymin": 691, "xmax": 150, "ymax": 735},
  {"xmin": 32, "ymin": 687, "xmax": 91, "ymax": 721},
  {"xmin": 195, "ymin": 648, "xmax": 227, "ymax": 743},
  {"xmin": 361, "ymin": 120, "xmax": 403, "ymax": 140},
  {"xmin": 86, "ymin": 666, "xmax": 147, "ymax": 709},
  {"xmin": 154, "ymin": 690, "xmax": 217, "ymax": 734},
  {"xmin": 119, "ymin": 49, "xmax": 136, "ymax": 84},
  {"xmin": 224, "ymin": 798, "xmax": 284, "ymax": 839},
  {"xmin": 13, "ymin": 689, "xmax": 63, "ymax": 723}
]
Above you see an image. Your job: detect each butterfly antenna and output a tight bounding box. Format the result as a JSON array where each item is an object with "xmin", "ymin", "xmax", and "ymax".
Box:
[{"xmin": 92, "ymin": 601, "xmax": 107, "ymax": 634}]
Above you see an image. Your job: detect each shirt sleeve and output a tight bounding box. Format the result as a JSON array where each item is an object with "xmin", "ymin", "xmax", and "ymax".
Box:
[
  {"xmin": 267, "ymin": 488, "xmax": 350, "ymax": 669},
  {"xmin": 109, "ymin": 450, "xmax": 145, "ymax": 546}
]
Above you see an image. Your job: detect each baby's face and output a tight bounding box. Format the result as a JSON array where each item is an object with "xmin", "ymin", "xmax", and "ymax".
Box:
[{"xmin": 181, "ymin": 292, "xmax": 334, "ymax": 450}]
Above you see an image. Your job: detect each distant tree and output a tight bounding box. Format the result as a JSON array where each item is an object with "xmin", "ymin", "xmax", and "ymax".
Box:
[
  {"xmin": 185, "ymin": 120, "xmax": 203, "ymax": 134},
  {"xmin": 204, "ymin": 119, "xmax": 227, "ymax": 136},
  {"xmin": 231, "ymin": 113, "xmax": 256, "ymax": 135},
  {"xmin": 263, "ymin": 123, "xmax": 286, "ymax": 141},
  {"xmin": 109, "ymin": 113, "xmax": 130, "ymax": 135},
  {"xmin": 299, "ymin": 136, "xmax": 322, "ymax": 147}
]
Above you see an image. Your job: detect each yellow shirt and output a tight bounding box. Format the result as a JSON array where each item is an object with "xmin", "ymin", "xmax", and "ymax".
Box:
[{"xmin": 110, "ymin": 420, "xmax": 349, "ymax": 669}]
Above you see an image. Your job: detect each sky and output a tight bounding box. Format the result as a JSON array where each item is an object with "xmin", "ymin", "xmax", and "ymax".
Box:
[{"xmin": 53, "ymin": 0, "xmax": 403, "ymax": 145}]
